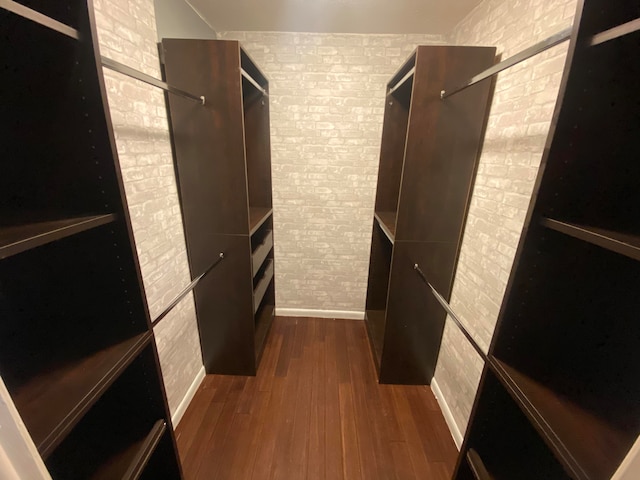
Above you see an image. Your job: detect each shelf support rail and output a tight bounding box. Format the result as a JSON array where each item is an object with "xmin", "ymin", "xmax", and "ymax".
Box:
[
  {"xmin": 152, "ymin": 252, "xmax": 225, "ymax": 326},
  {"xmin": 101, "ymin": 56, "xmax": 206, "ymax": 105},
  {"xmin": 413, "ymin": 262, "xmax": 487, "ymax": 361},
  {"xmin": 1, "ymin": 0, "xmax": 80, "ymax": 39},
  {"xmin": 441, "ymin": 27, "xmax": 572, "ymax": 99}
]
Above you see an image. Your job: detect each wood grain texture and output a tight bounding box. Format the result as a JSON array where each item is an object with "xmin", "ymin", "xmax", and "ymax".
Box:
[{"xmin": 175, "ymin": 317, "xmax": 457, "ymax": 479}]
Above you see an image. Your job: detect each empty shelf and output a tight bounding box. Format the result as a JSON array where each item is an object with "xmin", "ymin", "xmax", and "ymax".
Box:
[
  {"xmin": 490, "ymin": 357, "xmax": 630, "ymax": 480},
  {"xmin": 14, "ymin": 332, "xmax": 150, "ymax": 458},
  {"xmin": 254, "ymin": 303, "xmax": 275, "ymax": 359},
  {"xmin": 0, "ymin": 214, "xmax": 117, "ymax": 260},
  {"xmin": 249, "ymin": 207, "xmax": 273, "ymax": 236},
  {"xmin": 252, "ymin": 230, "xmax": 274, "ymax": 277},
  {"xmin": 91, "ymin": 419, "xmax": 166, "ymax": 480},
  {"xmin": 374, "ymin": 211, "xmax": 397, "ymax": 243},
  {"xmin": 365, "ymin": 309, "xmax": 385, "ymax": 369},
  {"xmin": 540, "ymin": 217, "xmax": 640, "ymax": 261},
  {"xmin": 253, "ymin": 259, "xmax": 274, "ymax": 314}
]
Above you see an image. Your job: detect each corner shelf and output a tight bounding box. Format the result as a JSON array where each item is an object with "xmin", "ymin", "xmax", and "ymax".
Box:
[
  {"xmin": 374, "ymin": 211, "xmax": 396, "ymax": 243},
  {"xmin": 490, "ymin": 357, "xmax": 627, "ymax": 480},
  {"xmin": 540, "ymin": 217, "xmax": 640, "ymax": 261},
  {"xmin": 0, "ymin": 214, "xmax": 117, "ymax": 260},
  {"xmin": 14, "ymin": 333, "xmax": 150, "ymax": 458}
]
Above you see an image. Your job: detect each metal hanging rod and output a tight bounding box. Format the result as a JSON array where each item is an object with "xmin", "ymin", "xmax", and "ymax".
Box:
[
  {"xmin": 413, "ymin": 262, "xmax": 487, "ymax": 361},
  {"xmin": 102, "ymin": 56, "xmax": 206, "ymax": 105},
  {"xmin": 1, "ymin": 0, "xmax": 80, "ymax": 39},
  {"xmin": 152, "ymin": 252, "xmax": 225, "ymax": 326},
  {"xmin": 388, "ymin": 66, "xmax": 415, "ymax": 95},
  {"xmin": 441, "ymin": 27, "xmax": 573, "ymax": 99},
  {"xmin": 590, "ymin": 17, "xmax": 640, "ymax": 46},
  {"xmin": 241, "ymin": 68, "xmax": 269, "ymax": 97}
]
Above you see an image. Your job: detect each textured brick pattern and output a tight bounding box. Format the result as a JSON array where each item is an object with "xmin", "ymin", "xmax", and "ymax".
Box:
[
  {"xmin": 433, "ymin": 0, "xmax": 577, "ymax": 437},
  {"xmin": 217, "ymin": 31, "xmax": 446, "ymax": 313},
  {"xmin": 93, "ymin": 0, "xmax": 203, "ymax": 416}
]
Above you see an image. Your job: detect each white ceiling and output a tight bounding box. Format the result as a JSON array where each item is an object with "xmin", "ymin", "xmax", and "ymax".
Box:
[{"xmin": 187, "ymin": 0, "xmax": 483, "ymax": 35}]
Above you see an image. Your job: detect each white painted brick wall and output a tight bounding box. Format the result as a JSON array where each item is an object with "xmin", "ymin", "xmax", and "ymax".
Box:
[
  {"xmin": 434, "ymin": 0, "xmax": 577, "ymax": 438},
  {"xmin": 93, "ymin": 0, "xmax": 203, "ymax": 416},
  {"xmin": 217, "ymin": 31, "xmax": 446, "ymax": 313}
]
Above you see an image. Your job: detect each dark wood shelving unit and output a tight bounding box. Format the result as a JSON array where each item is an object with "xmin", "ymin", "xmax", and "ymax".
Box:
[
  {"xmin": 163, "ymin": 38, "xmax": 275, "ymax": 375},
  {"xmin": 465, "ymin": 449, "xmax": 492, "ymax": 480},
  {"xmin": 454, "ymin": 3, "xmax": 640, "ymax": 479},
  {"xmin": 365, "ymin": 45, "xmax": 496, "ymax": 384},
  {"xmin": 1, "ymin": 0, "xmax": 182, "ymax": 477},
  {"xmin": 0, "ymin": 214, "xmax": 117, "ymax": 260}
]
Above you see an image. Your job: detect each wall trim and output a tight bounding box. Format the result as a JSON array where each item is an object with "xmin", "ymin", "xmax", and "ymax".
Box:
[
  {"xmin": 171, "ymin": 366, "xmax": 205, "ymax": 428},
  {"xmin": 431, "ymin": 377, "xmax": 463, "ymax": 450},
  {"xmin": 275, "ymin": 308, "xmax": 364, "ymax": 320}
]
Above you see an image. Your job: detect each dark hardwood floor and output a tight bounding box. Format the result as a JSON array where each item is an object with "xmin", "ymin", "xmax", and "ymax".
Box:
[{"xmin": 175, "ymin": 317, "xmax": 458, "ymax": 479}]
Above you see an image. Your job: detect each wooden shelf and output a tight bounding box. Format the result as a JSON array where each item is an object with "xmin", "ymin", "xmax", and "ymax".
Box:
[
  {"xmin": 253, "ymin": 259, "xmax": 274, "ymax": 314},
  {"xmin": 0, "ymin": 214, "xmax": 117, "ymax": 260},
  {"xmin": 91, "ymin": 420, "xmax": 166, "ymax": 480},
  {"xmin": 466, "ymin": 449, "xmax": 493, "ymax": 480},
  {"xmin": 14, "ymin": 333, "xmax": 150, "ymax": 458},
  {"xmin": 490, "ymin": 357, "xmax": 628, "ymax": 480},
  {"xmin": 590, "ymin": 17, "xmax": 640, "ymax": 46},
  {"xmin": 540, "ymin": 217, "xmax": 640, "ymax": 262},
  {"xmin": 374, "ymin": 211, "xmax": 396, "ymax": 243},
  {"xmin": 255, "ymin": 303, "xmax": 274, "ymax": 360},
  {"xmin": 252, "ymin": 229, "xmax": 273, "ymax": 277},
  {"xmin": 365, "ymin": 309, "xmax": 385, "ymax": 369},
  {"xmin": 249, "ymin": 207, "xmax": 273, "ymax": 236}
]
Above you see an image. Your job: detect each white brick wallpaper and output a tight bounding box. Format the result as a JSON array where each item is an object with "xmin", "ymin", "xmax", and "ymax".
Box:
[
  {"xmin": 217, "ymin": 31, "xmax": 446, "ymax": 313},
  {"xmin": 93, "ymin": 0, "xmax": 203, "ymax": 416},
  {"xmin": 433, "ymin": 0, "xmax": 577, "ymax": 438}
]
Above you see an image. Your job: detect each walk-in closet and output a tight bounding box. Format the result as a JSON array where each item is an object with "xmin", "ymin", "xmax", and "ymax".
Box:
[{"xmin": 1, "ymin": 0, "xmax": 638, "ymax": 478}]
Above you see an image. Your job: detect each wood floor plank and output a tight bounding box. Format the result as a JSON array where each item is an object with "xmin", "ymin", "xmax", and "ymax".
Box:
[{"xmin": 176, "ymin": 317, "xmax": 458, "ymax": 480}]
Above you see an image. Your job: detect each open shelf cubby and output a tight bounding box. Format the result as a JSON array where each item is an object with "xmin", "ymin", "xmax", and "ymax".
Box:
[
  {"xmin": 45, "ymin": 345, "xmax": 175, "ymax": 479},
  {"xmin": 455, "ymin": 370, "xmax": 570, "ymax": 480}
]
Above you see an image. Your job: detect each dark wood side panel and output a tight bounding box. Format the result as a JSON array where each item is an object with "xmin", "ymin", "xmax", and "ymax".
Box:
[
  {"xmin": 396, "ymin": 45, "xmax": 496, "ymax": 243},
  {"xmin": 162, "ymin": 39, "xmax": 249, "ymax": 273},
  {"xmin": 380, "ymin": 241, "xmax": 458, "ymax": 384},
  {"xmin": 193, "ymin": 234, "xmax": 256, "ymax": 375}
]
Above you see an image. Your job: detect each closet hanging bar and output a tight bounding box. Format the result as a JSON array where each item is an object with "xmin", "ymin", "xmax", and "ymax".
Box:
[
  {"xmin": 388, "ymin": 66, "xmax": 416, "ymax": 95},
  {"xmin": 590, "ymin": 17, "xmax": 640, "ymax": 46},
  {"xmin": 441, "ymin": 27, "xmax": 572, "ymax": 99},
  {"xmin": 413, "ymin": 262, "xmax": 487, "ymax": 361},
  {"xmin": 1, "ymin": 0, "xmax": 80, "ymax": 39},
  {"xmin": 152, "ymin": 252, "xmax": 225, "ymax": 326},
  {"xmin": 241, "ymin": 68, "xmax": 269, "ymax": 97},
  {"xmin": 101, "ymin": 56, "xmax": 206, "ymax": 105}
]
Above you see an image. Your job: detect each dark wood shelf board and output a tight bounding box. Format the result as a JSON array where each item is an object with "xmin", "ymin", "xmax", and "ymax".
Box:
[
  {"xmin": 253, "ymin": 260, "xmax": 274, "ymax": 314},
  {"xmin": 490, "ymin": 357, "xmax": 629, "ymax": 480},
  {"xmin": 466, "ymin": 449, "xmax": 493, "ymax": 480},
  {"xmin": 374, "ymin": 211, "xmax": 396, "ymax": 244},
  {"xmin": 14, "ymin": 333, "xmax": 150, "ymax": 458},
  {"xmin": 590, "ymin": 17, "xmax": 640, "ymax": 46},
  {"xmin": 365, "ymin": 309, "xmax": 385, "ymax": 370},
  {"xmin": 249, "ymin": 207, "xmax": 273, "ymax": 236},
  {"xmin": 540, "ymin": 217, "xmax": 640, "ymax": 261},
  {"xmin": 254, "ymin": 303, "xmax": 274, "ymax": 360},
  {"xmin": 0, "ymin": 214, "xmax": 117, "ymax": 260},
  {"xmin": 91, "ymin": 419, "xmax": 166, "ymax": 480}
]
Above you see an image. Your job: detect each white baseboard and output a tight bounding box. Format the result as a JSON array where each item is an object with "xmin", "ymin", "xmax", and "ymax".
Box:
[
  {"xmin": 171, "ymin": 366, "xmax": 205, "ymax": 428},
  {"xmin": 275, "ymin": 308, "xmax": 364, "ymax": 320},
  {"xmin": 431, "ymin": 377, "xmax": 463, "ymax": 450}
]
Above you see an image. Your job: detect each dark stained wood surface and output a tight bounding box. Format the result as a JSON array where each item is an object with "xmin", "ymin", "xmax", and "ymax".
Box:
[
  {"xmin": 374, "ymin": 211, "xmax": 397, "ymax": 243},
  {"xmin": 175, "ymin": 317, "xmax": 457, "ymax": 480},
  {"xmin": 14, "ymin": 333, "xmax": 150, "ymax": 458}
]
